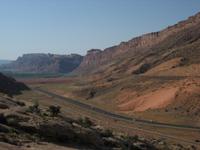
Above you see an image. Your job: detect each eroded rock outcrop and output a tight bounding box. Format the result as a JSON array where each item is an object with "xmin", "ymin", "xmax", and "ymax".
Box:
[{"xmin": 75, "ymin": 12, "xmax": 200, "ymax": 74}]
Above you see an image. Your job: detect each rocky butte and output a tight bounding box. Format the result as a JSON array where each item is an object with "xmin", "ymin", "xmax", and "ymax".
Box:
[{"xmin": 0, "ymin": 53, "xmax": 83, "ymax": 73}]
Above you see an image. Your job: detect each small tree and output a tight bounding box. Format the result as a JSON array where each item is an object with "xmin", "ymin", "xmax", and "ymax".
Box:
[
  {"xmin": 87, "ymin": 89, "xmax": 96, "ymax": 99},
  {"xmin": 77, "ymin": 117, "xmax": 94, "ymax": 128},
  {"xmin": 122, "ymin": 135, "xmax": 139, "ymax": 150},
  {"xmin": 48, "ymin": 105, "xmax": 61, "ymax": 117},
  {"xmin": 28, "ymin": 101, "xmax": 40, "ymax": 114},
  {"xmin": 100, "ymin": 129, "xmax": 113, "ymax": 137}
]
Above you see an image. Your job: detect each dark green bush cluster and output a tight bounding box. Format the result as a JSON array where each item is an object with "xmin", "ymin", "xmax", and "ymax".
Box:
[
  {"xmin": 121, "ymin": 135, "xmax": 140, "ymax": 150},
  {"xmin": 27, "ymin": 101, "xmax": 40, "ymax": 114},
  {"xmin": 15, "ymin": 101, "xmax": 25, "ymax": 106},
  {"xmin": 101, "ymin": 129, "xmax": 113, "ymax": 137},
  {"xmin": 77, "ymin": 117, "xmax": 94, "ymax": 128},
  {"xmin": 27, "ymin": 101, "xmax": 62, "ymax": 118},
  {"xmin": 132, "ymin": 63, "xmax": 151, "ymax": 74},
  {"xmin": 47, "ymin": 105, "xmax": 61, "ymax": 117},
  {"xmin": 6, "ymin": 117, "xmax": 19, "ymax": 126}
]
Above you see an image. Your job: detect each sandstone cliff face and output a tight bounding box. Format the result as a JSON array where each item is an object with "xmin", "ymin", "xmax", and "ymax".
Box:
[
  {"xmin": 81, "ymin": 49, "xmax": 102, "ymax": 66},
  {"xmin": 76, "ymin": 12, "xmax": 200, "ymax": 74},
  {"xmin": 0, "ymin": 53, "xmax": 83, "ymax": 73}
]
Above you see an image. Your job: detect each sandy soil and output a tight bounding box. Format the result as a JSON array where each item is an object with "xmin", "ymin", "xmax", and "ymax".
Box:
[
  {"xmin": 118, "ymin": 87, "xmax": 178, "ymax": 112},
  {"xmin": 147, "ymin": 64, "xmax": 200, "ymax": 76},
  {"xmin": 146, "ymin": 57, "xmax": 183, "ymax": 75},
  {"xmin": 118, "ymin": 78, "xmax": 200, "ymax": 113}
]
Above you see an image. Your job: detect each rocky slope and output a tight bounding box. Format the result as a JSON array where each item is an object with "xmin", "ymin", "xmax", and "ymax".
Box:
[
  {"xmin": 0, "ymin": 94, "xmax": 159, "ymax": 150},
  {"xmin": 69, "ymin": 12, "xmax": 200, "ymax": 120},
  {"xmin": 0, "ymin": 73, "xmax": 29, "ymax": 96},
  {"xmin": 75, "ymin": 12, "xmax": 200, "ymax": 74},
  {"xmin": 0, "ymin": 73, "xmax": 158, "ymax": 150},
  {"xmin": 0, "ymin": 53, "xmax": 83, "ymax": 73}
]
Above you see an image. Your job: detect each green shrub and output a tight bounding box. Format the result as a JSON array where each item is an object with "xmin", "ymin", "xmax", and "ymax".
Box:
[
  {"xmin": 16, "ymin": 101, "xmax": 25, "ymax": 106},
  {"xmin": 77, "ymin": 117, "xmax": 94, "ymax": 128},
  {"xmin": 101, "ymin": 129, "xmax": 113, "ymax": 137},
  {"xmin": 48, "ymin": 105, "xmax": 61, "ymax": 117},
  {"xmin": 6, "ymin": 117, "xmax": 19, "ymax": 126},
  {"xmin": 132, "ymin": 63, "xmax": 151, "ymax": 74},
  {"xmin": 27, "ymin": 101, "xmax": 40, "ymax": 114},
  {"xmin": 8, "ymin": 128, "xmax": 18, "ymax": 134},
  {"xmin": 121, "ymin": 135, "xmax": 139, "ymax": 150}
]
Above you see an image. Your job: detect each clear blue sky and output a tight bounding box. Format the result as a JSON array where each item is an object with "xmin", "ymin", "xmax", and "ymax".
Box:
[{"xmin": 0, "ymin": 0, "xmax": 200, "ymax": 60}]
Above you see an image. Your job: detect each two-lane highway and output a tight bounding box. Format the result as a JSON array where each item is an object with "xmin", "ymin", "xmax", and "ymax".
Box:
[
  {"xmin": 33, "ymin": 87, "xmax": 200, "ymax": 146},
  {"xmin": 34, "ymin": 87, "xmax": 200, "ymax": 131}
]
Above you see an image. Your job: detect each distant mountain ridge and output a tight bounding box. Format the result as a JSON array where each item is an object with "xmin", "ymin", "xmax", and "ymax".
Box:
[{"xmin": 0, "ymin": 53, "xmax": 83, "ymax": 73}]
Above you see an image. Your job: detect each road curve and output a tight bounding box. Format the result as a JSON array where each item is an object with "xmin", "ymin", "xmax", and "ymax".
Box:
[{"xmin": 33, "ymin": 87, "xmax": 200, "ymax": 131}]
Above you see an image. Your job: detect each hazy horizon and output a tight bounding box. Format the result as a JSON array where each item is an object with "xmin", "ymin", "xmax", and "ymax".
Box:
[{"xmin": 1, "ymin": 0, "xmax": 200, "ymax": 60}]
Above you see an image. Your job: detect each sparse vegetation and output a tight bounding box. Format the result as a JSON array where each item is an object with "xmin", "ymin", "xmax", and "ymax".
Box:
[
  {"xmin": 47, "ymin": 105, "xmax": 61, "ymax": 117},
  {"xmin": 88, "ymin": 89, "xmax": 96, "ymax": 99},
  {"xmin": 15, "ymin": 101, "xmax": 25, "ymax": 106},
  {"xmin": 101, "ymin": 129, "xmax": 113, "ymax": 137},
  {"xmin": 27, "ymin": 101, "xmax": 40, "ymax": 114},
  {"xmin": 6, "ymin": 117, "xmax": 19, "ymax": 127},
  {"xmin": 132, "ymin": 63, "xmax": 151, "ymax": 74},
  {"xmin": 0, "ymin": 5, "xmax": 200, "ymax": 150},
  {"xmin": 77, "ymin": 117, "xmax": 94, "ymax": 128}
]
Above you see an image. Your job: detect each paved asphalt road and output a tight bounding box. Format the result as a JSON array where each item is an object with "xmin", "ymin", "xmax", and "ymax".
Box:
[{"xmin": 34, "ymin": 87, "xmax": 200, "ymax": 131}]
